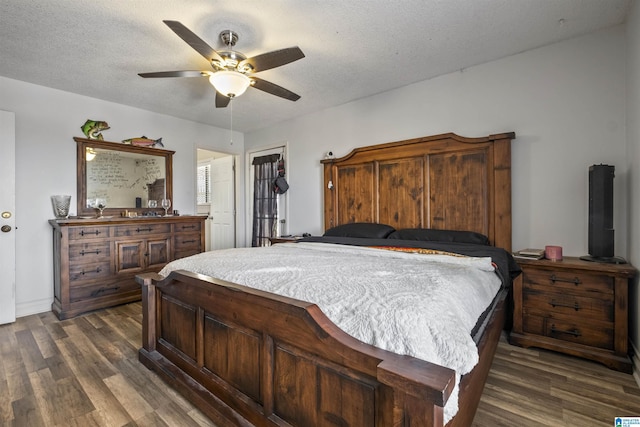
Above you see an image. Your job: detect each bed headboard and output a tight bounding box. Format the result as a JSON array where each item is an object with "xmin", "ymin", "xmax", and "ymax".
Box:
[{"xmin": 321, "ymin": 132, "xmax": 515, "ymax": 251}]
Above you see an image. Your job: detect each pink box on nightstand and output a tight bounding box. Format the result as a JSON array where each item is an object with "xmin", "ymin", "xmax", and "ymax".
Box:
[{"xmin": 545, "ymin": 245, "xmax": 563, "ymax": 261}]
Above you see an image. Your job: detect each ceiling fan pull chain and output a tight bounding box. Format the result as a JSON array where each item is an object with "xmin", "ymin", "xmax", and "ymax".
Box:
[{"xmin": 229, "ymin": 98, "xmax": 234, "ymax": 145}]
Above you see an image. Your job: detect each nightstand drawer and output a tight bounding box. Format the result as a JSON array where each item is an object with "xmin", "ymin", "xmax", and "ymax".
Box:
[
  {"xmin": 523, "ymin": 288, "xmax": 613, "ymax": 322},
  {"xmin": 523, "ymin": 315, "xmax": 614, "ymax": 350},
  {"xmin": 523, "ymin": 268, "xmax": 613, "ymax": 294}
]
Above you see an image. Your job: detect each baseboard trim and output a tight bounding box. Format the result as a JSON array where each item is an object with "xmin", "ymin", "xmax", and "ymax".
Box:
[{"xmin": 16, "ymin": 298, "xmax": 51, "ymax": 318}]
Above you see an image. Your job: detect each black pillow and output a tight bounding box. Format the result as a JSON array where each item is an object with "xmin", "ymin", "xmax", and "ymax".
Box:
[
  {"xmin": 387, "ymin": 228, "xmax": 491, "ymax": 246},
  {"xmin": 323, "ymin": 222, "xmax": 396, "ymax": 239}
]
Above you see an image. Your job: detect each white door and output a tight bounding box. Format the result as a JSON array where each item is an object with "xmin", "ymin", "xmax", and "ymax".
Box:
[
  {"xmin": 0, "ymin": 110, "xmax": 16, "ymax": 324},
  {"xmin": 210, "ymin": 155, "xmax": 235, "ymax": 250}
]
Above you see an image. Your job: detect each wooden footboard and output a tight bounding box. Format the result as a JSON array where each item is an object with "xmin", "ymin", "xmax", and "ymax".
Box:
[{"xmin": 137, "ymin": 270, "xmax": 505, "ymax": 427}]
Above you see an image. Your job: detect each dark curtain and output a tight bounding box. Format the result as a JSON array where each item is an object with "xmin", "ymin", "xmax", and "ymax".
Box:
[{"xmin": 251, "ymin": 154, "xmax": 280, "ymax": 247}]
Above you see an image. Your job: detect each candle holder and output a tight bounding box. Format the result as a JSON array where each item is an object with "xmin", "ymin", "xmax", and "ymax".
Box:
[{"xmin": 51, "ymin": 195, "xmax": 71, "ymax": 218}]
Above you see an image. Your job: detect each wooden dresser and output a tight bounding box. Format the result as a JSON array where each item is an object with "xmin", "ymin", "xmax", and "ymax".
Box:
[
  {"xmin": 509, "ymin": 256, "xmax": 636, "ymax": 373},
  {"xmin": 50, "ymin": 215, "xmax": 206, "ymax": 320}
]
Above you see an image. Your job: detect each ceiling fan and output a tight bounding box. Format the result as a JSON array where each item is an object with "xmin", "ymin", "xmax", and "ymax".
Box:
[{"xmin": 139, "ymin": 20, "xmax": 305, "ymax": 108}]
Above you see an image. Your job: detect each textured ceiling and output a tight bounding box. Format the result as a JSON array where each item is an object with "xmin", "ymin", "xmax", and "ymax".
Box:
[{"xmin": 0, "ymin": 0, "xmax": 631, "ymax": 133}]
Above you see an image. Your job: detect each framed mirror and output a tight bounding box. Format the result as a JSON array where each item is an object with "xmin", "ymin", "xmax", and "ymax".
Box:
[{"xmin": 75, "ymin": 137, "xmax": 174, "ymax": 217}]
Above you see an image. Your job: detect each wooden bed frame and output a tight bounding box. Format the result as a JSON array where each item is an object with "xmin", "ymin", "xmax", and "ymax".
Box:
[{"xmin": 137, "ymin": 132, "xmax": 515, "ymax": 427}]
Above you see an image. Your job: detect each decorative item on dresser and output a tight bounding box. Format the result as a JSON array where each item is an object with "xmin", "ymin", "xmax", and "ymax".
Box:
[
  {"xmin": 50, "ymin": 216, "xmax": 205, "ymax": 320},
  {"xmin": 509, "ymin": 256, "xmax": 637, "ymax": 373}
]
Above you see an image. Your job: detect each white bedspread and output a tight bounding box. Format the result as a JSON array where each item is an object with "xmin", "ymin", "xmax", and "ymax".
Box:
[{"xmin": 159, "ymin": 242, "xmax": 501, "ymax": 422}]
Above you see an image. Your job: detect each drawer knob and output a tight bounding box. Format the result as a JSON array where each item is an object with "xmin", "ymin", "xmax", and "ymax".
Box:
[
  {"xmin": 181, "ymin": 239, "xmax": 197, "ymax": 244},
  {"xmin": 136, "ymin": 227, "xmax": 153, "ymax": 233},
  {"xmin": 549, "ymin": 274, "xmax": 581, "ymax": 285},
  {"xmin": 81, "ymin": 267, "xmax": 102, "ymax": 275},
  {"xmin": 80, "ymin": 230, "xmax": 101, "ymax": 236},
  {"xmin": 549, "ymin": 299, "xmax": 580, "ymax": 311},
  {"xmin": 182, "ymin": 225, "xmax": 196, "ymax": 230},
  {"xmin": 550, "ymin": 325, "xmax": 581, "ymax": 337}
]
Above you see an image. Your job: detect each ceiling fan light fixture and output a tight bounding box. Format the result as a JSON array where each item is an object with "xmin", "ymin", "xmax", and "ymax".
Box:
[
  {"xmin": 140, "ymin": 21, "xmax": 304, "ymax": 106},
  {"xmin": 209, "ymin": 71, "xmax": 250, "ymax": 98}
]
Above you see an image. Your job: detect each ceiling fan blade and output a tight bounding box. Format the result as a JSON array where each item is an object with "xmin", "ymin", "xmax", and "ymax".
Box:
[
  {"xmin": 239, "ymin": 47, "xmax": 304, "ymax": 73},
  {"xmin": 163, "ymin": 20, "xmax": 224, "ymax": 64},
  {"xmin": 138, "ymin": 70, "xmax": 209, "ymax": 78},
  {"xmin": 215, "ymin": 91, "xmax": 231, "ymax": 108},
  {"xmin": 250, "ymin": 77, "xmax": 301, "ymax": 101}
]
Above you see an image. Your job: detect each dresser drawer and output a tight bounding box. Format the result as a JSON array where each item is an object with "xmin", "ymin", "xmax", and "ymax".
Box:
[
  {"xmin": 174, "ymin": 233, "xmax": 202, "ymax": 251},
  {"xmin": 174, "ymin": 249, "xmax": 201, "ymax": 260},
  {"xmin": 523, "ymin": 287, "xmax": 613, "ymax": 322},
  {"xmin": 113, "ymin": 223, "xmax": 171, "ymax": 237},
  {"xmin": 174, "ymin": 232, "xmax": 201, "ymax": 260},
  {"xmin": 114, "ymin": 223, "xmax": 171, "ymax": 237},
  {"xmin": 70, "ymin": 279, "xmax": 140, "ymax": 303},
  {"xmin": 522, "ymin": 268, "xmax": 613, "ymax": 295},
  {"xmin": 68, "ymin": 226, "xmax": 110, "ymax": 240},
  {"xmin": 523, "ymin": 315, "xmax": 614, "ymax": 350},
  {"xmin": 174, "ymin": 221, "xmax": 202, "ymax": 233},
  {"xmin": 69, "ymin": 261, "xmax": 112, "ymax": 283},
  {"xmin": 69, "ymin": 242, "xmax": 111, "ymax": 263}
]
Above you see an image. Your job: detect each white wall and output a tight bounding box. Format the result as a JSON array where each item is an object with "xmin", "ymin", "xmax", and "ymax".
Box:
[
  {"xmin": 626, "ymin": 2, "xmax": 640, "ymax": 370},
  {"xmin": 0, "ymin": 75, "xmax": 244, "ymax": 316},
  {"xmin": 246, "ymin": 26, "xmax": 634, "ymax": 348},
  {"xmin": 246, "ymin": 26, "xmax": 627, "ymax": 257}
]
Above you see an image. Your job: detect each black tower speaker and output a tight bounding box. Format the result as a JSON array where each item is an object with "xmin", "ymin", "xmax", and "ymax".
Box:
[{"xmin": 580, "ymin": 164, "xmax": 624, "ymax": 263}]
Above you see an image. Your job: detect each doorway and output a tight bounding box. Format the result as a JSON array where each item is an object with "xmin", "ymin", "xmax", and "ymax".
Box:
[
  {"xmin": 197, "ymin": 149, "xmax": 236, "ymax": 251},
  {"xmin": 247, "ymin": 145, "xmax": 288, "ymax": 246},
  {"xmin": 0, "ymin": 110, "xmax": 16, "ymax": 324}
]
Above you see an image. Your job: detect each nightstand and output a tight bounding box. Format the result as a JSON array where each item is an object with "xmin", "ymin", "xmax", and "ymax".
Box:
[
  {"xmin": 509, "ymin": 256, "xmax": 636, "ymax": 373},
  {"xmin": 269, "ymin": 236, "xmax": 302, "ymax": 244}
]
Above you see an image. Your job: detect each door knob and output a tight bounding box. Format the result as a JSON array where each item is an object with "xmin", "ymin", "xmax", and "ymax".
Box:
[{"xmin": 1, "ymin": 225, "xmax": 11, "ymax": 233}]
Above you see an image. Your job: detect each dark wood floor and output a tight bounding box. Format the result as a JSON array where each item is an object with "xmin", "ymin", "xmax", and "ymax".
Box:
[
  {"xmin": 474, "ymin": 334, "xmax": 640, "ymax": 426},
  {"xmin": 1, "ymin": 302, "xmax": 638, "ymax": 426}
]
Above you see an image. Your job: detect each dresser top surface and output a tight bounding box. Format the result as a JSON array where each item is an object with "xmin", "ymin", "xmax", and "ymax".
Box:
[{"xmin": 49, "ymin": 215, "xmax": 206, "ymax": 227}]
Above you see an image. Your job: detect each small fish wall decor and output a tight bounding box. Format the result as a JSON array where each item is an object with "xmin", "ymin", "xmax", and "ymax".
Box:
[
  {"xmin": 81, "ymin": 120, "xmax": 110, "ymax": 140},
  {"xmin": 122, "ymin": 136, "xmax": 164, "ymax": 148}
]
